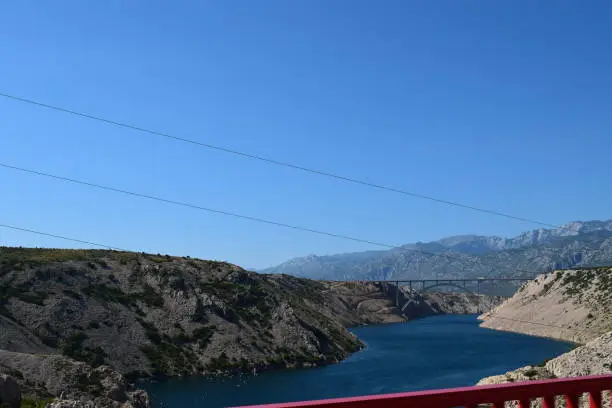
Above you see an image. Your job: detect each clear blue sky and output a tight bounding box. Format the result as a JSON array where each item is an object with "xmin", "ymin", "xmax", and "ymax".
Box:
[{"xmin": 1, "ymin": 1, "xmax": 611, "ymax": 269}]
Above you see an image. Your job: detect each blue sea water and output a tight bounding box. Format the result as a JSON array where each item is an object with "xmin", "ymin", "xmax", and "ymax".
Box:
[{"xmin": 144, "ymin": 315, "xmax": 574, "ymax": 408}]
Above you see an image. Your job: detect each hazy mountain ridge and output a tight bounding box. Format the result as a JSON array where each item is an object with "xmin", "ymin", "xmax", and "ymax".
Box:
[{"xmin": 262, "ymin": 220, "xmax": 612, "ymax": 282}]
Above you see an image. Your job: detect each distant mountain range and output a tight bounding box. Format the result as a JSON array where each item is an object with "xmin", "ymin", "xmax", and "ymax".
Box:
[{"xmin": 260, "ymin": 220, "xmax": 612, "ymax": 282}]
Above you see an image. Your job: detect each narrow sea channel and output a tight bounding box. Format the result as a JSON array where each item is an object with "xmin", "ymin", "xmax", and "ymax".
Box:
[{"xmin": 144, "ymin": 315, "xmax": 574, "ymax": 408}]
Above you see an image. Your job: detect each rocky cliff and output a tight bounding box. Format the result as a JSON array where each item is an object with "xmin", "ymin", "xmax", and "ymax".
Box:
[
  {"xmin": 0, "ymin": 249, "xmax": 374, "ymax": 379},
  {"xmin": 0, "ymin": 247, "xmax": 501, "ymax": 407},
  {"xmin": 386, "ymin": 284, "xmax": 504, "ymax": 319},
  {"xmin": 0, "ymin": 350, "xmax": 148, "ymax": 408},
  {"xmin": 403, "ymin": 291, "xmax": 503, "ymax": 316},
  {"xmin": 479, "ymin": 267, "xmax": 612, "ymax": 343},
  {"xmin": 477, "ymin": 267, "xmax": 612, "ymax": 405}
]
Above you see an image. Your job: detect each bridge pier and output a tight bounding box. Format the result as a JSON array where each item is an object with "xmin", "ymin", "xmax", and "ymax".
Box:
[{"xmin": 395, "ymin": 281, "xmax": 399, "ymax": 307}]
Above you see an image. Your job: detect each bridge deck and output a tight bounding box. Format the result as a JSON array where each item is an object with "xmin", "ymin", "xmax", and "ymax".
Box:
[{"xmin": 363, "ymin": 278, "xmax": 533, "ymax": 283}]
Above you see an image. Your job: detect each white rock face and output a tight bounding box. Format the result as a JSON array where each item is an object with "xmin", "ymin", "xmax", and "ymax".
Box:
[
  {"xmin": 477, "ymin": 267, "xmax": 612, "ymax": 407},
  {"xmin": 479, "ymin": 268, "xmax": 612, "ymax": 343},
  {"xmin": 545, "ymin": 331, "xmax": 612, "ymax": 377}
]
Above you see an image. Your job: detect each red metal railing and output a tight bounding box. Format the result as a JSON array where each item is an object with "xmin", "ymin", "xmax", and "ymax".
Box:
[{"xmin": 233, "ymin": 374, "xmax": 612, "ymax": 408}]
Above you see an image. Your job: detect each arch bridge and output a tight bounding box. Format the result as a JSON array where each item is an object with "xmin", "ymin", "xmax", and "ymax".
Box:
[{"xmin": 365, "ymin": 277, "xmax": 534, "ymax": 307}]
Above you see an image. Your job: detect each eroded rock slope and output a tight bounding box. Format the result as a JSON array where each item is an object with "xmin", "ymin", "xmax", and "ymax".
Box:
[
  {"xmin": 477, "ymin": 267, "xmax": 612, "ymax": 406},
  {"xmin": 479, "ymin": 267, "xmax": 612, "ymax": 343}
]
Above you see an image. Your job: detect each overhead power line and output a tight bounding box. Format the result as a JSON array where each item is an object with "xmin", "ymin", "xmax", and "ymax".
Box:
[
  {"xmin": 0, "ymin": 91, "xmax": 559, "ymax": 229},
  {"xmin": 0, "ymin": 223, "xmax": 124, "ymax": 251},
  {"xmin": 0, "ymin": 162, "xmax": 538, "ymax": 278}
]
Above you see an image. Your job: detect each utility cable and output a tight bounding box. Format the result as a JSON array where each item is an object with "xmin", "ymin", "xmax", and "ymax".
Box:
[
  {"xmin": 0, "ymin": 91, "xmax": 559, "ymax": 229},
  {"xmin": 0, "ymin": 223, "xmax": 124, "ymax": 251},
  {"xmin": 1, "ymin": 162, "xmax": 539, "ymax": 278}
]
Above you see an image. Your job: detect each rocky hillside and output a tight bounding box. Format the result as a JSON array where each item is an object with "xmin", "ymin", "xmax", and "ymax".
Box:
[
  {"xmin": 400, "ymin": 290, "xmax": 504, "ymax": 317},
  {"xmin": 0, "ymin": 248, "xmax": 373, "ymax": 379},
  {"xmin": 477, "ymin": 267, "xmax": 612, "ymax": 405},
  {"xmin": 479, "ymin": 267, "xmax": 612, "ymax": 343},
  {"xmin": 0, "ymin": 350, "xmax": 149, "ymax": 408},
  {"xmin": 0, "ymin": 247, "xmax": 501, "ymax": 406},
  {"xmin": 262, "ymin": 220, "xmax": 612, "ymax": 288}
]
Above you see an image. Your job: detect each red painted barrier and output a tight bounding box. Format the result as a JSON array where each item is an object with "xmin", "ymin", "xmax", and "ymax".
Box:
[{"xmin": 233, "ymin": 374, "xmax": 612, "ymax": 408}]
